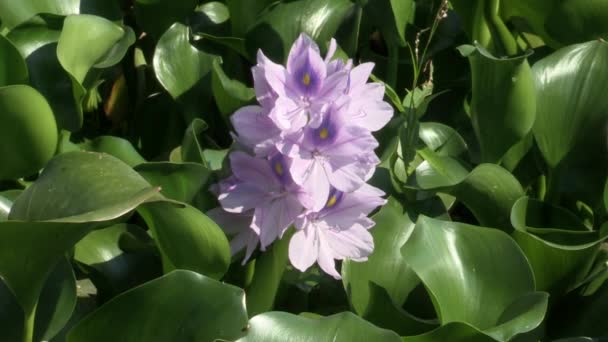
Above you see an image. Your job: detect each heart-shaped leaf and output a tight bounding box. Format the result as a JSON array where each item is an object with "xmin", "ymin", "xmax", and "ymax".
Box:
[
  {"xmin": 402, "ymin": 216, "xmax": 546, "ymax": 340},
  {"xmin": 138, "ymin": 202, "xmax": 231, "ymax": 279},
  {"xmin": 68, "ymin": 270, "xmax": 248, "ymax": 342},
  {"xmin": 237, "ymin": 311, "xmax": 401, "ymax": 342},
  {"xmin": 459, "ymin": 44, "xmax": 536, "ymax": 163}
]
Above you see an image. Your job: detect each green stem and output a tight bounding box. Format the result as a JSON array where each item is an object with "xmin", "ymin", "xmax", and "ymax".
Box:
[
  {"xmin": 486, "ymin": 0, "xmax": 518, "ymax": 56},
  {"xmin": 545, "ymin": 167, "xmax": 562, "ymax": 205},
  {"xmin": 386, "ymin": 45, "xmax": 399, "ymax": 90},
  {"xmin": 23, "ymin": 306, "xmax": 36, "ymax": 342}
]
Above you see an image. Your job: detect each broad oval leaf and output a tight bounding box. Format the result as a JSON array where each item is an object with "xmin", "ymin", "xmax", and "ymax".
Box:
[
  {"xmin": 244, "ymin": 0, "xmax": 354, "ymax": 62},
  {"xmin": 135, "ymin": 162, "xmax": 210, "ymax": 204},
  {"xmin": 79, "ymin": 136, "xmax": 146, "ymax": 168},
  {"xmin": 0, "ymin": 0, "xmax": 121, "ymax": 28},
  {"xmin": 0, "ymin": 34, "xmax": 28, "ymax": 86},
  {"xmin": 0, "ymin": 84, "xmax": 58, "ymax": 180},
  {"xmin": 237, "ymin": 311, "xmax": 401, "ymax": 342},
  {"xmin": 545, "ymin": 0, "xmax": 608, "ymax": 45},
  {"xmin": 402, "ymin": 216, "xmax": 546, "ymax": 339},
  {"xmin": 459, "ymin": 44, "xmax": 536, "ymax": 163},
  {"xmin": 138, "ymin": 202, "xmax": 231, "ymax": 279},
  {"xmin": 68, "ymin": 270, "xmax": 248, "ymax": 342}
]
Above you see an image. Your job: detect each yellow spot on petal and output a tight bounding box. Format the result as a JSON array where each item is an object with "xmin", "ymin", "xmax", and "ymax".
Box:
[
  {"xmin": 302, "ymin": 72, "xmax": 311, "ymax": 86},
  {"xmin": 274, "ymin": 162, "xmax": 284, "ymax": 175},
  {"xmin": 319, "ymin": 128, "xmax": 329, "ymax": 139},
  {"xmin": 325, "ymin": 194, "xmax": 337, "ymax": 208}
]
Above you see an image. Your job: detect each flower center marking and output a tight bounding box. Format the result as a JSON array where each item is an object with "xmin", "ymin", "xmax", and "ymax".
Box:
[
  {"xmin": 274, "ymin": 161, "xmax": 284, "ymax": 175},
  {"xmin": 325, "ymin": 194, "xmax": 338, "ymax": 208},
  {"xmin": 302, "ymin": 72, "xmax": 311, "ymax": 86},
  {"xmin": 319, "ymin": 128, "xmax": 329, "ymax": 139}
]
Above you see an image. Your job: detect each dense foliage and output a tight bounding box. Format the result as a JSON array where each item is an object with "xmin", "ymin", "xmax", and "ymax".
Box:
[{"xmin": 0, "ymin": 0, "xmax": 607, "ymax": 341}]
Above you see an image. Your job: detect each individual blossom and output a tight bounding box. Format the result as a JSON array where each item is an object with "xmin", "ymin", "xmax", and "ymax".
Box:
[
  {"xmin": 288, "ymin": 184, "xmax": 387, "ymax": 279},
  {"xmin": 218, "ymin": 151, "xmax": 311, "ymax": 249},
  {"xmin": 278, "ymin": 101, "xmax": 380, "ymax": 210}
]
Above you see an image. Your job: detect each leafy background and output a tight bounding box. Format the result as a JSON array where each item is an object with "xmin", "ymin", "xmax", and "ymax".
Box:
[{"xmin": 0, "ymin": 0, "xmax": 607, "ymax": 341}]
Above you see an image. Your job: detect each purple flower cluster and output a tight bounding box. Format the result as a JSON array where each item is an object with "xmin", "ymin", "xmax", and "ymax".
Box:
[{"xmin": 208, "ymin": 33, "xmax": 392, "ymax": 279}]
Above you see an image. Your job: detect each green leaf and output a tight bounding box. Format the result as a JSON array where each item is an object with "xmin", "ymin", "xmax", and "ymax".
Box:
[
  {"xmin": 153, "ymin": 23, "xmax": 217, "ymax": 122},
  {"xmin": 138, "ymin": 202, "xmax": 231, "ymax": 279},
  {"xmin": 447, "ymin": 164, "xmax": 525, "ymax": 230},
  {"xmin": 545, "ymin": 0, "xmax": 608, "ymax": 45},
  {"xmin": 226, "ymin": 0, "xmax": 275, "ymax": 37},
  {"xmin": 0, "ymin": 279, "xmax": 23, "ymax": 341},
  {"xmin": 0, "ymin": 34, "xmax": 28, "ymax": 86},
  {"xmin": 458, "ymin": 44, "xmax": 536, "ymax": 163},
  {"xmin": 135, "ymin": 162, "xmax": 210, "ymax": 204},
  {"xmin": 244, "ymin": 0, "xmax": 354, "ymax": 62},
  {"xmin": 0, "ymin": 0, "xmax": 121, "ymax": 29},
  {"xmin": 532, "ymin": 40, "xmax": 608, "ymax": 206},
  {"xmin": 237, "ymin": 311, "xmax": 402, "ymax": 342},
  {"xmin": 363, "ymin": 0, "xmax": 414, "ymax": 47},
  {"xmin": 56, "ymin": 15, "xmax": 135, "ymax": 130},
  {"xmin": 7, "ymin": 15, "xmax": 81, "ymax": 131},
  {"xmin": 34, "ymin": 257, "xmax": 76, "ymax": 342},
  {"xmin": 211, "ymin": 58, "xmax": 255, "ymax": 116},
  {"xmin": 408, "ymin": 148, "xmax": 470, "ymax": 189},
  {"xmin": 402, "ymin": 322, "xmax": 497, "ymax": 342},
  {"xmin": 342, "ymin": 199, "xmax": 424, "ymax": 327},
  {"xmin": 79, "ymin": 136, "xmax": 145, "ymax": 167},
  {"xmin": 67, "ymin": 270, "xmax": 248, "ymax": 342},
  {"xmin": 418, "ymin": 122, "xmax": 467, "ymax": 157},
  {"xmin": 74, "ymin": 224, "xmax": 159, "ymax": 297},
  {"xmin": 402, "ymin": 216, "xmax": 546, "ymax": 339},
  {"xmin": 511, "ymin": 197, "xmax": 606, "ymax": 295},
  {"xmin": 245, "ymin": 230, "xmax": 293, "ymax": 317},
  {"xmin": 0, "ymin": 84, "xmax": 58, "ymax": 180},
  {"xmin": 1, "ymin": 152, "xmax": 161, "ymax": 317},
  {"xmin": 134, "ymin": 0, "xmax": 198, "ymax": 38}
]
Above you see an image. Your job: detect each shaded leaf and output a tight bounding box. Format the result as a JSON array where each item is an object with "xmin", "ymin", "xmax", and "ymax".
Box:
[{"xmin": 68, "ymin": 270, "xmax": 248, "ymax": 342}]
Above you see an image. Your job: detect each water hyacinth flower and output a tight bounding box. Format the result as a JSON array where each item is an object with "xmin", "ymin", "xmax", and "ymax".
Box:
[{"xmin": 210, "ymin": 32, "xmax": 393, "ymax": 279}]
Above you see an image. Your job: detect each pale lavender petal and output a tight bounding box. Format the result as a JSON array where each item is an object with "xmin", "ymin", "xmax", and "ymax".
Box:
[
  {"xmin": 324, "ymin": 38, "xmax": 337, "ymax": 63},
  {"xmin": 231, "ymin": 105, "xmax": 280, "ymax": 149},
  {"xmin": 229, "ymin": 151, "xmax": 279, "ymax": 190},
  {"xmin": 252, "ymin": 195, "xmax": 302, "ymax": 249},
  {"xmin": 268, "ymin": 97, "xmax": 308, "ymax": 133},
  {"xmin": 289, "ymin": 157, "xmax": 330, "ymax": 211},
  {"xmin": 321, "ymin": 183, "xmax": 387, "ymax": 228},
  {"xmin": 328, "ymin": 161, "xmax": 371, "ymax": 192},
  {"xmin": 257, "ymin": 50, "xmax": 288, "ymax": 98},
  {"xmin": 242, "ymin": 229, "xmax": 260, "ymax": 264},
  {"xmin": 288, "ymin": 227, "xmax": 318, "ymax": 272},
  {"xmin": 206, "ymin": 207, "xmax": 253, "ymax": 235},
  {"xmin": 287, "ymin": 33, "xmax": 320, "ymax": 74},
  {"xmin": 287, "ymin": 47, "xmax": 327, "ymax": 96},
  {"xmin": 218, "ymin": 182, "xmax": 266, "ymax": 213},
  {"xmin": 316, "ymin": 229, "xmax": 341, "ymax": 279},
  {"xmin": 347, "ymin": 62, "xmax": 374, "ymax": 93},
  {"xmin": 316, "ymin": 69, "xmax": 348, "ymax": 101},
  {"xmin": 324, "ymin": 222, "xmax": 374, "ymax": 262}
]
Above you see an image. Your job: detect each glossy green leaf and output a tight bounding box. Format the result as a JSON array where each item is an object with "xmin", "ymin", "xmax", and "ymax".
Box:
[
  {"xmin": 533, "ymin": 40, "xmax": 608, "ymax": 167},
  {"xmin": 237, "ymin": 311, "xmax": 401, "ymax": 342},
  {"xmin": 0, "ymin": 34, "xmax": 28, "ymax": 86},
  {"xmin": 447, "ymin": 164, "xmax": 525, "ymax": 230},
  {"xmin": 402, "ymin": 216, "xmax": 546, "ymax": 339},
  {"xmin": 74, "ymin": 224, "xmax": 159, "ymax": 297},
  {"xmin": 180, "ymin": 118, "xmax": 228, "ymax": 171},
  {"xmin": 7, "ymin": 15, "xmax": 81, "ymax": 131},
  {"xmin": 79, "ymin": 136, "xmax": 145, "ymax": 167},
  {"xmin": 0, "ymin": 84, "xmax": 58, "ymax": 180},
  {"xmin": 418, "ymin": 122, "xmax": 467, "ymax": 157},
  {"xmin": 34, "ymin": 257, "xmax": 76, "ymax": 342},
  {"xmin": 138, "ymin": 201, "xmax": 231, "ymax": 279},
  {"xmin": 0, "ymin": 0, "xmax": 121, "ymax": 28},
  {"xmin": 342, "ymin": 199, "xmax": 421, "ymax": 322},
  {"xmin": 134, "ymin": 0, "xmax": 198, "ymax": 38},
  {"xmin": 363, "ymin": 0, "xmax": 414, "ymax": 46},
  {"xmin": 135, "ymin": 162, "xmax": 210, "ymax": 204},
  {"xmin": 459, "ymin": 44, "xmax": 535, "ymax": 163},
  {"xmin": 408, "ymin": 148, "xmax": 470, "ymax": 189},
  {"xmin": 0, "ymin": 278, "xmax": 23, "ymax": 341},
  {"xmin": 211, "ymin": 58, "xmax": 255, "ymax": 116},
  {"xmin": 402, "ymin": 322, "xmax": 497, "ymax": 342},
  {"xmin": 226, "ymin": 0, "xmax": 275, "ymax": 37},
  {"xmin": 68, "ymin": 270, "xmax": 248, "ymax": 342},
  {"xmin": 244, "ymin": 0, "xmax": 354, "ymax": 62},
  {"xmin": 246, "ymin": 230, "xmax": 293, "ymax": 317},
  {"xmin": 153, "ymin": 23, "xmax": 217, "ymax": 122},
  {"xmin": 511, "ymin": 197, "xmax": 606, "ymax": 295},
  {"xmin": 1, "ymin": 152, "xmax": 161, "ymax": 318},
  {"xmin": 545, "ymin": 0, "xmax": 608, "ymax": 45},
  {"xmin": 57, "ymin": 15, "xmax": 133, "ymax": 83}
]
